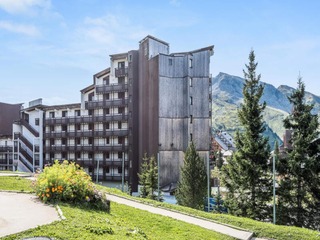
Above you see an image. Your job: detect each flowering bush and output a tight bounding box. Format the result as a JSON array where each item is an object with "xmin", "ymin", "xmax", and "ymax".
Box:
[{"xmin": 35, "ymin": 160, "xmax": 110, "ymax": 212}]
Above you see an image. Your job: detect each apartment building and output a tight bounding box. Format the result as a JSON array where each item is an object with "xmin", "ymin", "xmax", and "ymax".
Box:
[
  {"xmin": 0, "ymin": 102, "xmax": 22, "ymax": 170},
  {"xmin": 12, "ymin": 35, "xmax": 214, "ymax": 191}
]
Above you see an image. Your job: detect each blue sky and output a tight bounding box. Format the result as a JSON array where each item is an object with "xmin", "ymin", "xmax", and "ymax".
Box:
[{"xmin": 1, "ymin": 0, "xmax": 320, "ymax": 105}]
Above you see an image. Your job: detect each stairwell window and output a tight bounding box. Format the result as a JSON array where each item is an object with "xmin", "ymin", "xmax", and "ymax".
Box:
[
  {"xmin": 190, "ymin": 133, "xmax": 193, "ymax": 142},
  {"xmin": 169, "ymin": 58, "xmax": 173, "ymax": 66},
  {"xmin": 190, "ymin": 96, "xmax": 193, "ymax": 105},
  {"xmin": 62, "ymin": 111, "xmax": 67, "ymax": 118},
  {"xmin": 189, "ymin": 77, "xmax": 192, "ymax": 87},
  {"xmin": 35, "ymin": 118, "xmax": 39, "ymax": 126},
  {"xmin": 189, "ymin": 58, "xmax": 193, "ymax": 68},
  {"xmin": 190, "ymin": 115, "xmax": 193, "ymax": 124}
]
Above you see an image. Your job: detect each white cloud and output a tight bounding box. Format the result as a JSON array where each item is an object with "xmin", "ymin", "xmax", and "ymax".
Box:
[
  {"xmin": 0, "ymin": 0, "xmax": 50, "ymax": 14},
  {"xmin": 169, "ymin": 0, "xmax": 181, "ymax": 7},
  {"xmin": 0, "ymin": 20, "xmax": 40, "ymax": 36}
]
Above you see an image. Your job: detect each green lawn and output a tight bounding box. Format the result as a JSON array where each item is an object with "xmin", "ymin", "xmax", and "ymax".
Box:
[
  {"xmin": 0, "ymin": 176, "xmax": 34, "ymax": 192},
  {"xmin": 0, "ymin": 176, "xmax": 234, "ymax": 240},
  {"xmin": 101, "ymin": 185, "xmax": 320, "ymax": 240}
]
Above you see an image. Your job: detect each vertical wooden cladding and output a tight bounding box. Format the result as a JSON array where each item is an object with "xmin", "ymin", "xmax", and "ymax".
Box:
[{"xmin": 0, "ymin": 102, "xmax": 22, "ymax": 136}]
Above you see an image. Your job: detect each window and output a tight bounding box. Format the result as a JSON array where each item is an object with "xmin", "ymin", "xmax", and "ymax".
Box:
[
  {"xmin": 118, "ymin": 107, "xmax": 124, "ymax": 114},
  {"xmin": 103, "ymin": 93, "xmax": 110, "ymax": 101},
  {"xmin": 104, "ymin": 151, "xmax": 110, "ymax": 159},
  {"xmin": 118, "ymin": 77, "xmax": 125, "ymax": 85},
  {"xmin": 118, "ymin": 137, "xmax": 123, "ymax": 144},
  {"xmin": 118, "ymin": 92, "xmax": 125, "ymax": 99},
  {"xmin": 77, "ymin": 152, "xmax": 81, "ymax": 159},
  {"xmin": 88, "ymin": 138, "xmax": 93, "ymax": 145},
  {"xmin": 209, "ymin": 111, "xmax": 212, "ymax": 117},
  {"xmin": 190, "ymin": 96, "xmax": 193, "ymax": 105},
  {"xmin": 76, "ymin": 124, "xmax": 81, "ymax": 131},
  {"xmin": 118, "ymin": 152, "xmax": 123, "ymax": 159},
  {"xmin": 88, "ymin": 110, "xmax": 93, "ymax": 116},
  {"xmin": 62, "ymin": 111, "xmax": 67, "ymax": 117},
  {"xmin": 190, "ymin": 133, "xmax": 193, "ymax": 142},
  {"xmin": 105, "ymin": 166, "xmax": 110, "ymax": 174},
  {"xmin": 88, "ymin": 92, "xmax": 94, "ymax": 101},
  {"xmin": 75, "ymin": 110, "xmax": 80, "ymax": 116},
  {"xmin": 50, "ymin": 139, "xmax": 54, "ymax": 145},
  {"xmin": 62, "ymin": 138, "xmax": 66, "ymax": 145},
  {"xmin": 190, "ymin": 115, "xmax": 193, "ymax": 124},
  {"xmin": 106, "ymin": 137, "xmax": 110, "ymax": 144},
  {"xmin": 50, "ymin": 152, "xmax": 54, "ymax": 160},
  {"xmin": 118, "ymin": 121, "xmax": 122, "ymax": 129},
  {"xmin": 50, "ymin": 125, "xmax": 54, "ymax": 132},
  {"xmin": 62, "ymin": 152, "xmax": 67, "ymax": 159},
  {"xmin": 62, "ymin": 125, "xmax": 67, "ymax": 132},
  {"xmin": 76, "ymin": 138, "xmax": 81, "ymax": 145},
  {"xmin": 35, "ymin": 118, "xmax": 39, "ymax": 126},
  {"xmin": 189, "ymin": 77, "xmax": 192, "ymax": 87},
  {"xmin": 189, "ymin": 58, "xmax": 193, "ymax": 68},
  {"xmin": 88, "ymin": 152, "xmax": 93, "ymax": 159},
  {"xmin": 104, "ymin": 122, "xmax": 110, "ymax": 130},
  {"xmin": 118, "ymin": 166, "xmax": 122, "ymax": 174},
  {"xmin": 49, "ymin": 111, "xmax": 55, "ymax": 118},
  {"xmin": 169, "ymin": 58, "xmax": 172, "ymax": 65},
  {"xmin": 118, "ymin": 61, "xmax": 125, "ymax": 69},
  {"xmin": 103, "ymin": 76, "xmax": 110, "ymax": 85},
  {"xmin": 88, "ymin": 123, "xmax": 93, "ymax": 131},
  {"xmin": 128, "ymin": 54, "xmax": 132, "ymax": 62},
  {"xmin": 104, "ymin": 108, "xmax": 110, "ymax": 115}
]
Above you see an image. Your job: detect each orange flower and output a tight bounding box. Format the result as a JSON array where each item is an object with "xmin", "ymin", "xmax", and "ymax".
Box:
[
  {"xmin": 46, "ymin": 193, "xmax": 50, "ymax": 198},
  {"xmin": 45, "ymin": 188, "xmax": 50, "ymax": 192}
]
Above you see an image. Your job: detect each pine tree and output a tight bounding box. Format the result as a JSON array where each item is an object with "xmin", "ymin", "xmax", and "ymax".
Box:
[
  {"xmin": 222, "ymin": 50, "xmax": 272, "ymax": 220},
  {"xmin": 138, "ymin": 154, "xmax": 158, "ymax": 200},
  {"xmin": 176, "ymin": 141, "xmax": 207, "ymax": 209},
  {"xmin": 277, "ymin": 77, "xmax": 320, "ymax": 229}
]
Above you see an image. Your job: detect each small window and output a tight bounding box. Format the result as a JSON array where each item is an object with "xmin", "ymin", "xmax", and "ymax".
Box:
[
  {"xmin": 50, "ymin": 152, "xmax": 54, "ymax": 159},
  {"xmin": 103, "ymin": 76, "xmax": 110, "ymax": 85},
  {"xmin": 62, "ymin": 152, "xmax": 67, "ymax": 159},
  {"xmin": 104, "ymin": 93, "xmax": 110, "ymax": 101},
  {"xmin": 105, "ymin": 122, "xmax": 110, "ymax": 130},
  {"xmin": 62, "ymin": 125, "xmax": 67, "ymax": 132},
  {"xmin": 190, "ymin": 133, "xmax": 193, "ymax": 142},
  {"xmin": 62, "ymin": 138, "xmax": 66, "ymax": 145},
  {"xmin": 118, "ymin": 137, "xmax": 123, "ymax": 144},
  {"xmin": 77, "ymin": 152, "xmax": 81, "ymax": 159},
  {"xmin": 118, "ymin": 77, "xmax": 125, "ymax": 85},
  {"xmin": 118, "ymin": 61, "xmax": 125, "ymax": 69},
  {"xmin": 105, "ymin": 166, "xmax": 110, "ymax": 174},
  {"xmin": 88, "ymin": 138, "xmax": 93, "ymax": 145},
  {"xmin": 118, "ymin": 166, "xmax": 122, "ymax": 174},
  {"xmin": 35, "ymin": 118, "xmax": 39, "ymax": 126},
  {"xmin": 104, "ymin": 151, "xmax": 110, "ymax": 159},
  {"xmin": 49, "ymin": 111, "xmax": 55, "ymax": 118},
  {"xmin": 104, "ymin": 108, "xmax": 110, "ymax": 115},
  {"xmin": 118, "ymin": 152, "xmax": 123, "ymax": 159},
  {"xmin": 190, "ymin": 115, "xmax": 193, "ymax": 124},
  {"xmin": 189, "ymin": 58, "xmax": 193, "ymax": 68},
  {"xmin": 106, "ymin": 137, "xmax": 110, "ymax": 144},
  {"xmin": 128, "ymin": 54, "xmax": 132, "ymax": 62},
  {"xmin": 88, "ymin": 110, "xmax": 93, "ymax": 116},
  {"xmin": 88, "ymin": 123, "xmax": 93, "ymax": 131},
  {"xmin": 75, "ymin": 110, "xmax": 80, "ymax": 116},
  {"xmin": 190, "ymin": 96, "xmax": 193, "ymax": 105},
  {"xmin": 50, "ymin": 125, "xmax": 54, "ymax": 132},
  {"xmin": 50, "ymin": 139, "xmax": 54, "ymax": 145},
  {"xmin": 189, "ymin": 77, "xmax": 192, "ymax": 87},
  {"xmin": 62, "ymin": 111, "xmax": 67, "ymax": 117},
  {"xmin": 118, "ymin": 92, "xmax": 125, "ymax": 99},
  {"xmin": 76, "ymin": 124, "xmax": 81, "ymax": 131},
  {"xmin": 118, "ymin": 121, "xmax": 122, "ymax": 129},
  {"xmin": 209, "ymin": 111, "xmax": 212, "ymax": 117},
  {"xmin": 118, "ymin": 107, "xmax": 124, "ymax": 114},
  {"xmin": 76, "ymin": 138, "xmax": 81, "ymax": 145},
  {"xmin": 169, "ymin": 58, "xmax": 173, "ymax": 66},
  {"xmin": 88, "ymin": 152, "xmax": 93, "ymax": 159}
]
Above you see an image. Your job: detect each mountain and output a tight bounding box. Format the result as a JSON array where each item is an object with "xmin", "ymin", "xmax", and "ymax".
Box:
[{"xmin": 211, "ymin": 72, "xmax": 320, "ymax": 149}]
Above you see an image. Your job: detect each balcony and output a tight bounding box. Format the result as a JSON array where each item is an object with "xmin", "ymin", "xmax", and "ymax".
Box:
[
  {"xmin": 45, "ymin": 114, "xmax": 128, "ymax": 125},
  {"xmin": 45, "ymin": 129, "xmax": 128, "ymax": 139},
  {"xmin": 115, "ymin": 67, "xmax": 128, "ymax": 77},
  {"xmin": 45, "ymin": 144, "xmax": 128, "ymax": 152},
  {"xmin": 85, "ymin": 98, "xmax": 128, "ymax": 109},
  {"xmin": 96, "ymin": 84, "xmax": 128, "ymax": 94}
]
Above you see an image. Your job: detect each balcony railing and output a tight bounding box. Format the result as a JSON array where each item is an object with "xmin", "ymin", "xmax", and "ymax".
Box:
[
  {"xmin": 45, "ymin": 144, "xmax": 128, "ymax": 152},
  {"xmin": 0, "ymin": 146, "xmax": 12, "ymax": 152},
  {"xmin": 85, "ymin": 98, "xmax": 128, "ymax": 109},
  {"xmin": 20, "ymin": 119, "xmax": 39, "ymax": 137},
  {"xmin": 115, "ymin": 67, "xmax": 128, "ymax": 77},
  {"xmin": 96, "ymin": 84, "xmax": 128, "ymax": 94},
  {"xmin": 45, "ymin": 114, "xmax": 128, "ymax": 125},
  {"xmin": 44, "ymin": 129, "xmax": 128, "ymax": 139}
]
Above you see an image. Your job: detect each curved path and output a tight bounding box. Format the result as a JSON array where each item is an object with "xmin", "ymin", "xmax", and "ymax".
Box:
[
  {"xmin": 106, "ymin": 194, "xmax": 254, "ymax": 240},
  {"xmin": 0, "ymin": 192, "xmax": 61, "ymax": 238}
]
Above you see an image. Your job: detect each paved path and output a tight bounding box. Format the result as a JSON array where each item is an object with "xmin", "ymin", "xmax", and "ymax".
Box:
[
  {"xmin": 106, "ymin": 194, "xmax": 254, "ymax": 240},
  {"xmin": 0, "ymin": 192, "xmax": 61, "ymax": 238}
]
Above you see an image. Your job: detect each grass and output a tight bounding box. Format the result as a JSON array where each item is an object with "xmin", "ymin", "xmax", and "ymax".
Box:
[
  {"xmin": 0, "ymin": 176, "xmax": 234, "ymax": 240},
  {"xmin": 0, "ymin": 176, "xmax": 34, "ymax": 192},
  {"xmin": 101, "ymin": 185, "xmax": 320, "ymax": 240}
]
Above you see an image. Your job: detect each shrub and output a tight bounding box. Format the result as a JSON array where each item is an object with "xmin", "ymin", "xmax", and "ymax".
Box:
[{"xmin": 35, "ymin": 160, "xmax": 110, "ymax": 212}]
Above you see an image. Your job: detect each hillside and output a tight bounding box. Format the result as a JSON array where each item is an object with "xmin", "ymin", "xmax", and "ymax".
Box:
[{"xmin": 211, "ymin": 72, "xmax": 320, "ymax": 148}]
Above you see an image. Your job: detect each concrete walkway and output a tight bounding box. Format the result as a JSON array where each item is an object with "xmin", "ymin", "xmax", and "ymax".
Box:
[
  {"xmin": 106, "ymin": 194, "xmax": 254, "ymax": 240},
  {"xmin": 0, "ymin": 192, "xmax": 61, "ymax": 238}
]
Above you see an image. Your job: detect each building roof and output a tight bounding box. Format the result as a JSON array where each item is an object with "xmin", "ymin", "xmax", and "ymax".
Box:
[
  {"xmin": 139, "ymin": 35, "xmax": 169, "ymax": 46},
  {"xmin": 44, "ymin": 103, "xmax": 81, "ymax": 111},
  {"xmin": 93, "ymin": 68, "xmax": 110, "ymax": 79},
  {"xmin": 171, "ymin": 45, "xmax": 214, "ymax": 56},
  {"xmin": 110, "ymin": 53, "xmax": 127, "ymax": 61},
  {"xmin": 80, "ymin": 84, "xmax": 95, "ymax": 94},
  {"xmin": 0, "ymin": 102, "xmax": 22, "ymax": 137}
]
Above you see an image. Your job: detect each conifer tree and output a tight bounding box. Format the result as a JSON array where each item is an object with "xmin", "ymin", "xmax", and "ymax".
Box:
[
  {"xmin": 277, "ymin": 77, "xmax": 320, "ymax": 229},
  {"xmin": 176, "ymin": 141, "xmax": 207, "ymax": 209},
  {"xmin": 222, "ymin": 50, "xmax": 272, "ymax": 220},
  {"xmin": 138, "ymin": 154, "xmax": 158, "ymax": 200}
]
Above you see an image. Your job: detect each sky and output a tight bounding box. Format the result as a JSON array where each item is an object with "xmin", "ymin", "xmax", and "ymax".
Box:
[{"xmin": 0, "ymin": 0, "xmax": 320, "ymax": 106}]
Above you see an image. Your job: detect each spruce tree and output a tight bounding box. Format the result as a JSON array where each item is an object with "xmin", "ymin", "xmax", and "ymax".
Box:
[
  {"xmin": 176, "ymin": 141, "xmax": 207, "ymax": 209},
  {"xmin": 277, "ymin": 77, "xmax": 320, "ymax": 229},
  {"xmin": 222, "ymin": 50, "xmax": 272, "ymax": 220},
  {"xmin": 138, "ymin": 154, "xmax": 158, "ymax": 200}
]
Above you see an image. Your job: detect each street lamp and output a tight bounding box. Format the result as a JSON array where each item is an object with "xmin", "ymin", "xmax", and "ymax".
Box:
[{"xmin": 273, "ymin": 152, "xmax": 276, "ymax": 224}]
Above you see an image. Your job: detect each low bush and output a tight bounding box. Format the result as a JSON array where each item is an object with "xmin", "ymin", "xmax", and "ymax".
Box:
[{"xmin": 35, "ymin": 160, "xmax": 110, "ymax": 212}]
